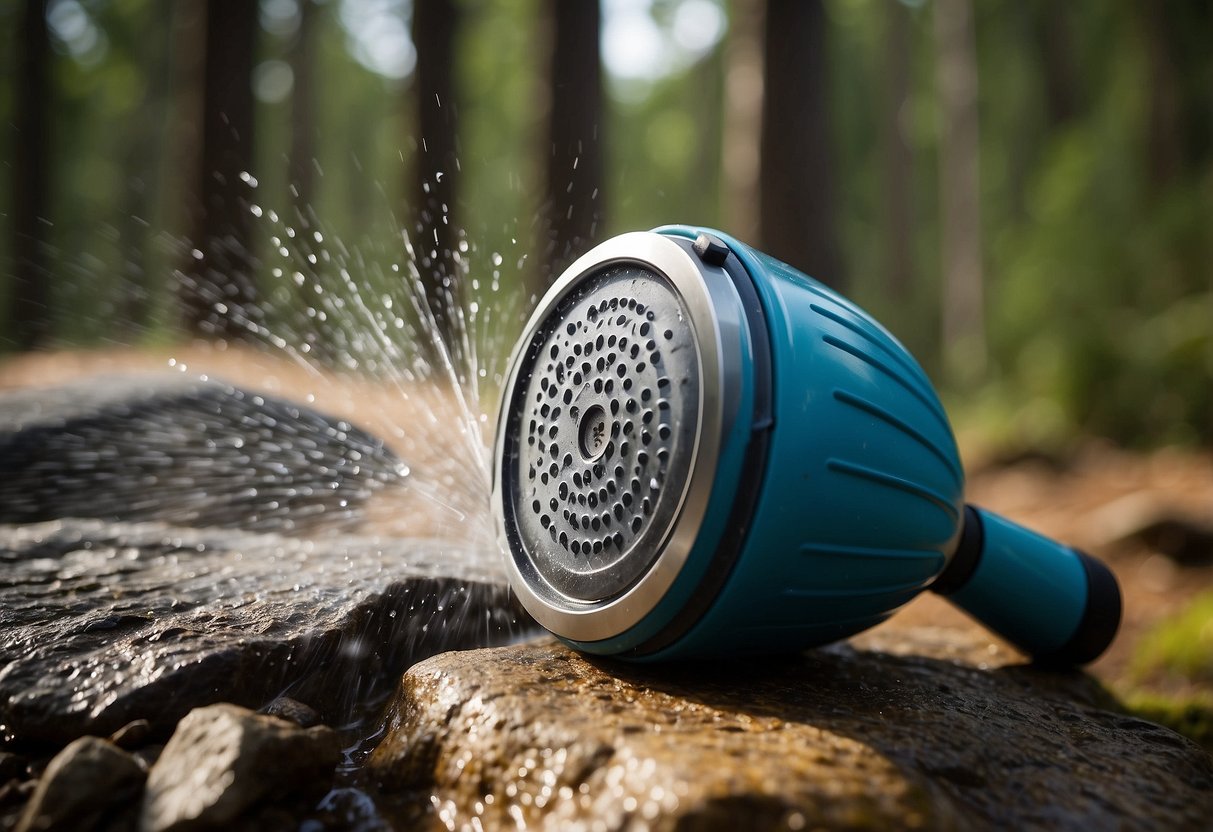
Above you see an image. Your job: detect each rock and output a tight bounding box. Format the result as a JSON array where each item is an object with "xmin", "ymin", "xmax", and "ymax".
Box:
[
  {"xmin": 141, "ymin": 703, "xmax": 340, "ymax": 832},
  {"xmin": 110, "ymin": 719, "xmax": 153, "ymax": 750},
  {"xmin": 0, "ymin": 518, "xmax": 530, "ymax": 745},
  {"xmin": 260, "ymin": 697, "xmax": 322, "ymax": 729},
  {"xmin": 0, "ymin": 374, "xmax": 407, "ymax": 534},
  {"xmin": 369, "ymin": 632, "xmax": 1213, "ymax": 831},
  {"xmin": 14, "ymin": 736, "xmax": 144, "ymax": 832}
]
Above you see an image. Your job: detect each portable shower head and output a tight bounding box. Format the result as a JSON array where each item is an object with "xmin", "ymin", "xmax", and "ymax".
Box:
[{"xmin": 493, "ymin": 227, "xmax": 1121, "ymax": 664}]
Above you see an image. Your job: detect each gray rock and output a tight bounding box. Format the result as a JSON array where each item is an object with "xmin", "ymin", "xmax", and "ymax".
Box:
[
  {"xmin": 369, "ymin": 631, "xmax": 1213, "ymax": 831},
  {"xmin": 14, "ymin": 736, "xmax": 144, "ymax": 832},
  {"xmin": 260, "ymin": 697, "xmax": 321, "ymax": 728},
  {"xmin": 0, "ymin": 518, "xmax": 529, "ymax": 745},
  {"xmin": 140, "ymin": 703, "xmax": 340, "ymax": 832},
  {"xmin": 0, "ymin": 374, "xmax": 407, "ymax": 534}
]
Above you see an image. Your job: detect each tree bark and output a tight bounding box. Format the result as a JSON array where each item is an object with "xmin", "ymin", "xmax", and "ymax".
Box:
[
  {"xmin": 1032, "ymin": 0, "xmax": 1080, "ymax": 128},
  {"xmin": 9, "ymin": 0, "xmax": 52, "ymax": 350},
  {"xmin": 721, "ymin": 0, "xmax": 764, "ymax": 244},
  {"xmin": 759, "ymin": 0, "xmax": 843, "ymax": 291},
  {"xmin": 181, "ymin": 0, "xmax": 259, "ymax": 340},
  {"xmin": 411, "ymin": 0, "xmax": 462, "ymax": 343},
  {"xmin": 881, "ymin": 0, "xmax": 913, "ymax": 300},
  {"xmin": 934, "ymin": 0, "xmax": 985, "ymax": 382},
  {"xmin": 289, "ymin": 0, "xmax": 318, "ymax": 213},
  {"xmin": 544, "ymin": 0, "xmax": 604, "ymax": 281},
  {"xmin": 116, "ymin": 1, "xmax": 175, "ymax": 335}
]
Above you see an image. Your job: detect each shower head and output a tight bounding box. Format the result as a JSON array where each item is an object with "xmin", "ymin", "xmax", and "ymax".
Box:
[{"xmin": 492, "ymin": 227, "xmax": 1120, "ymax": 664}]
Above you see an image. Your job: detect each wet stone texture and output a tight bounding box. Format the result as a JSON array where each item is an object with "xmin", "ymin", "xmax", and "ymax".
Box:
[
  {"xmin": 0, "ymin": 518, "xmax": 524, "ymax": 749},
  {"xmin": 140, "ymin": 703, "xmax": 341, "ymax": 832},
  {"xmin": 14, "ymin": 736, "xmax": 144, "ymax": 832},
  {"xmin": 0, "ymin": 374, "xmax": 407, "ymax": 533},
  {"xmin": 0, "ymin": 376, "xmax": 530, "ymax": 750},
  {"xmin": 369, "ymin": 633, "xmax": 1213, "ymax": 831}
]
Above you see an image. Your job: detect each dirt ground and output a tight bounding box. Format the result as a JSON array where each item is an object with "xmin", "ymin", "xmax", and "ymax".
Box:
[{"xmin": 3, "ymin": 345, "xmax": 1211, "ymax": 700}]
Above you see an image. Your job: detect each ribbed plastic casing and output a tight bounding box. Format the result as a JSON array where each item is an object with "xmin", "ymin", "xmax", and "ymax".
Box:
[{"xmin": 612, "ymin": 226, "xmax": 964, "ymax": 658}]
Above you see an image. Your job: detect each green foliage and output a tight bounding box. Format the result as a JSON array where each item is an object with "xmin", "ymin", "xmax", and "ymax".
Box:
[
  {"xmin": 1120, "ymin": 590, "xmax": 1213, "ymax": 751},
  {"xmin": 1131, "ymin": 590, "xmax": 1213, "ymax": 686},
  {"xmin": 1124, "ymin": 691, "xmax": 1213, "ymax": 752},
  {"xmin": 983, "ymin": 44, "xmax": 1213, "ymax": 447},
  {"xmin": 0, "ymin": 0, "xmax": 1209, "ymax": 447}
]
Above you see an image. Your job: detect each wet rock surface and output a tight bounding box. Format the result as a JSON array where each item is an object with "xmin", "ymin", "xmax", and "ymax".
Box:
[
  {"xmin": 0, "ymin": 376, "xmax": 531, "ymax": 750},
  {"xmin": 14, "ymin": 736, "xmax": 144, "ymax": 832},
  {"xmin": 0, "ymin": 517, "xmax": 525, "ymax": 747},
  {"xmin": 140, "ymin": 703, "xmax": 340, "ymax": 832},
  {"xmin": 369, "ymin": 633, "xmax": 1213, "ymax": 831},
  {"xmin": 0, "ymin": 374, "xmax": 407, "ymax": 534}
]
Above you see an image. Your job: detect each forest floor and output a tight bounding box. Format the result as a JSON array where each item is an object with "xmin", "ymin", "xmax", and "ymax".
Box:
[{"xmin": 3, "ymin": 345, "xmax": 1211, "ymax": 742}]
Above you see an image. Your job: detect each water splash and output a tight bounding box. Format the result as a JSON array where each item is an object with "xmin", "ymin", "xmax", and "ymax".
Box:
[{"xmin": 166, "ymin": 174, "xmax": 538, "ymax": 551}]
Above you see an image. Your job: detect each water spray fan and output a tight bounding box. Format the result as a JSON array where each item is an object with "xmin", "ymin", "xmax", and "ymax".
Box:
[{"xmin": 492, "ymin": 227, "xmax": 1121, "ymax": 664}]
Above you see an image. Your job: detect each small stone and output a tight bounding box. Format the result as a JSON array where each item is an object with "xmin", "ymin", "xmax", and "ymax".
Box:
[
  {"xmin": 141, "ymin": 703, "xmax": 341, "ymax": 832},
  {"xmin": 260, "ymin": 697, "xmax": 321, "ymax": 728},
  {"xmin": 14, "ymin": 737, "xmax": 144, "ymax": 832},
  {"xmin": 109, "ymin": 719, "xmax": 152, "ymax": 750}
]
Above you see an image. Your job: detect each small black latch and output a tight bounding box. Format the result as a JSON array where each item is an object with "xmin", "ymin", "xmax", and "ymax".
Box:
[{"xmin": 692, "ymin": 233, "xmax": 730, "ymax": 267}]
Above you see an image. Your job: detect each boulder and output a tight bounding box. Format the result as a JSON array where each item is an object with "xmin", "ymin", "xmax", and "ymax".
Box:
[
  {"xmin": 368, "ymin": 632, "xmax": 1213, "ymax": 831},
  {"xmin": 140, "ymin": 704, "xmax": 340, "ymax": 832},
  {"xmin": 0, "ymin": 518, "xmax": 529, "ymax": 745}
]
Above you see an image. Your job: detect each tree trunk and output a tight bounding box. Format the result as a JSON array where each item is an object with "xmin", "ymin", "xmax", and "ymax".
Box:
[
  {"xmin": 759, "ymin": 0, "xmax": 843, "ymax": 291},
  {"xmin": 116, "ymin": 1, "xmax": 175, "ymax": 335},
  {"xmin": 411, "ymin": 0, "xmax": 461, "ymax": 344},
  {"xmin": 181, "ymin": 0, "xmax": 259, "ymax": 340},
  {"xmin": 544, "ymin": 0, "xmax": 604, "ymax": 282},
  {"xmin": 1032, "ymin": 0, "xmax": 1080, "ymax": 128},
  {"xmin": 882, "ymin": 0, "xmax": 913, "ymax": 300},
  {"xmin": 289, "ymin": 0, "xmax": 318, "ymax": 214},
  {"xmin": 721, "ymin": 0, "xmax": 764, "ymax": 244},
  {"xmin": 934, "ymin": 0, "xmax": 985, "ymax": 382},
  {"xmin": 1139, "ymin": 2, "xmax": 1189, "ymax": 193},
  {"xmin": 9, "ymin": 0, "xmax": 52, "ymax": 350}
]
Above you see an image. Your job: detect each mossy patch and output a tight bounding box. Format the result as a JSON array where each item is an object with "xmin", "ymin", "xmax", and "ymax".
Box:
[
  {"xmin": 1130, "ymin": 591, "xmax": 1213, "ymax": 685},
  {"xmin": 1121, "ymin": 591, "xmax": 1213, "ymax": 751},
  {"xmin": 1123, "ymin": 691, "xmax": 1213, "ymax": 752}
]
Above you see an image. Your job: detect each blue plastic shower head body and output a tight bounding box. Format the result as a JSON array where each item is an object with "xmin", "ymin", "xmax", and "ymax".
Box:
[{"xmin": 492, "ymin": 226, "xmax": 1120, "ymax": 664}]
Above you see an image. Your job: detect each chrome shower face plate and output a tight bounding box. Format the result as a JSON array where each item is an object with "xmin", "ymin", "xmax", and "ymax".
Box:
[{"xmin": 502, "ymin": 263, "xmax": 701, "ymax": 603}]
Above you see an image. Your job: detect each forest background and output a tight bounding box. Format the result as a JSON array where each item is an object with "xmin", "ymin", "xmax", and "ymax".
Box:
[{"xmin": 0, "ymin": 0, "xmax": 1210, "ymax": 453}]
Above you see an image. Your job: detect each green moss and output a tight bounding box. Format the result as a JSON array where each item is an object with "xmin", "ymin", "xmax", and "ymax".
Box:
[
  {"xmin": 1123, "ymin": 691, "xmax": 1213, "ymax": 752},
  {"xmin": 1131, "ymin": 591, "xmax": 1213, "ymax": 685}
]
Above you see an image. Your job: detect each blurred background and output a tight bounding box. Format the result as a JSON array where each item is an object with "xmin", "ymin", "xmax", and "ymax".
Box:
[
  {"xmin": 0, "ymin": 0, "xmax": 1210, "ymax": 451},
  {"xmin": 0, "ymin": 0, "xmax": 1211, "ymax": 743}
]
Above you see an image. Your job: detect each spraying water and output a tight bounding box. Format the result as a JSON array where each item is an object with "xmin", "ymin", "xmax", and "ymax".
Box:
[
  {"xmin": 159, "ymin": 172, "xmax": 542, "ymax": 551},
  {"xmin": 0, "ymin": 167, "xmax": 556, "ymax": 827}
]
